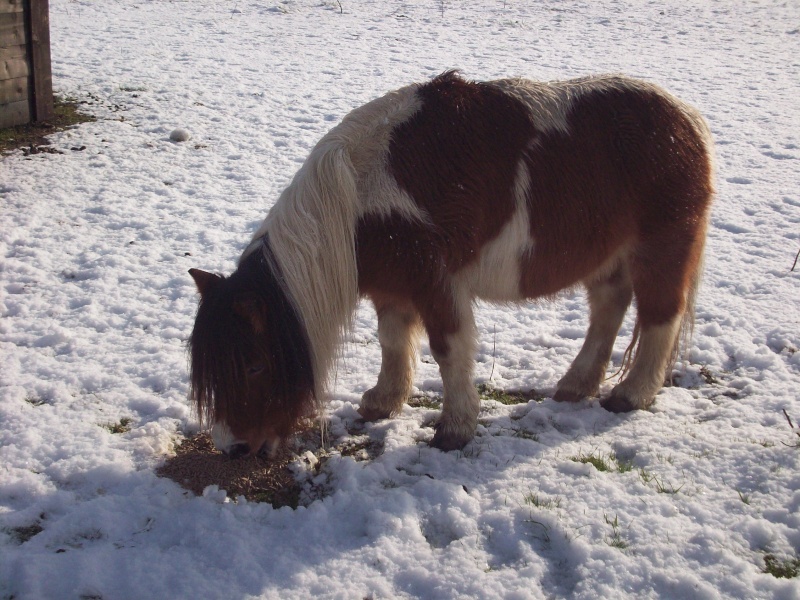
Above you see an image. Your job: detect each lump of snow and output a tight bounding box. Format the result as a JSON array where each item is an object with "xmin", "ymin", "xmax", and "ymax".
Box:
[{"xmin": 169, "ymin": 128, "xmax": 191, "ymax": 142}]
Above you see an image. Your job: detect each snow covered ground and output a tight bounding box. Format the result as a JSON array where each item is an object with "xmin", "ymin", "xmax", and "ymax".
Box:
[{"xmin": 2, "ymin": 0, "xmax": 799, "ymax": 598}]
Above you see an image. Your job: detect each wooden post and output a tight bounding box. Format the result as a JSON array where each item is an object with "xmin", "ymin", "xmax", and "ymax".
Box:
[
  {"xmin": 28, "ymin": 0, "xmax": 53, "ymax": 122},
  {"xmin": 0, "ymin": 0, "xmax": 30, "ymax": 128}
]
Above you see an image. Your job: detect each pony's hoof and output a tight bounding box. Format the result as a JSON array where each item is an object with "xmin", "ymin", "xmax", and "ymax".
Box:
[
  {"xmin": 601, "ymin": 395, "xmax": 636, "ymax": 413},
  {"xmin": 357, "ymin": 405, "xmax": 391, "ymax": 422},
  {"xmin": 430, "ymin": 423, "xmax": 472, "ymax": 451},
  {"xmin": 553, "ymin": 388, "xmax": 585, "ymax": 403}
]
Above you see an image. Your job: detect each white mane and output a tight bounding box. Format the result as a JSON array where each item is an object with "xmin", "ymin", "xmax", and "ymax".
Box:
[{"xmin": 240, "ymin": 83, "xmax": 423, "ymax": 406}]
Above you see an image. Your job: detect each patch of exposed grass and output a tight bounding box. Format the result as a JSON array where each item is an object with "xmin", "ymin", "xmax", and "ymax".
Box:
[
  {"xmin": 604, "ymin": 513, "xmax": 629, "ymax": 550},
  {"xmin": 570, "ymin": 450, "xmax": 611, "ymax": 472},
  {"xmin": 1, "ymin": 96, "xmax": 96, "ymax": 155},
  {"xmin": 763, "ymin": 554, "xmax": 800, "ymax": 579},
  {"xmin": 570, "ymin": 451, "xmax": 613, "ymax": 472},
  {"xmin": 653, "ymin": 475, "xmax": 684, "ymax": 494},
  {"xmin": 513, "ymin": 428, "xmax": 539, "ymax": 442},
  {"xmin": 523, "ymin": 492, "xmax": 561, "ymax": 510},
  {"xmin": 637, "ymin": 468, "xmax": 684, "ymax": 494},
  {"xmin": 569, "ymin": 450, "xmax": 636, "ymax": 474},
  {"xmin": 6, "ymin": 522, "xmax": 43, "ymax": 544},
  {"xmin": 521, "ymin": 517, "xmax": 551, "ymax": 543},
  {"xmin": 613, "ymin": 452, "xmax": 635, "ymax": 473},
  {"xmin": 638, "ymin": 468, "xmax": 654, "ymax": 485},
  {"xmin": 118, "ymin": 84, "xmax": 148, "ymax": 93},
  {"xmin": 103, "ymin": 417, "xmax": 132, "ymax": 434},
  {"xmin": 477, "ymin": 383, "xmax": 544, "ymax": 405},
  {"xmin": 407, "ymin": 394, "xmax": 442, "ymax": 409}
]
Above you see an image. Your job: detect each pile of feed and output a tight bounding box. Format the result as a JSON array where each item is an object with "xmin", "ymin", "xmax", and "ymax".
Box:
[
  {"xmin": 157, "ymin": 424, "xmax": 383, "ymax": 507},
  {"xmin": 156, "ymin": 433, "xmax": 304, "ymax": 508}
]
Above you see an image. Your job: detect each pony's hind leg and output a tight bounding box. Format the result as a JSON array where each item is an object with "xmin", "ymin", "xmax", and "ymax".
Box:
[
  {"xmin": 601, "ymin": 231, "xmax": 703, "ymax": 413},
  {"xmin": 358, "ymin": 299, "xmax": 421, "ymax": 421},
  {"xmin": 602, "ymin": 317, "xmax": 683, "ymax": 412},
  {"xmin": 554, "ymin": 265, "xmax": 633, "ymax": 403}
]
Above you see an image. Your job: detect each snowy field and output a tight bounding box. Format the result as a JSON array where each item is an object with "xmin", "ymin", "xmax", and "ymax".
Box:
[{"xmin": 2, "ymin": 0, "xmax": 800, "ymax": 598}]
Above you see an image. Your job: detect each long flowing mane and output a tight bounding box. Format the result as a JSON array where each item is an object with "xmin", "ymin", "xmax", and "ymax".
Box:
[
  {"xmin": 241, "ymin": 146, "xmax": 359, "ymax": 409},
  {"xmin": 240, "ymin": 84, "xmax": 423, "ymax": 408}
]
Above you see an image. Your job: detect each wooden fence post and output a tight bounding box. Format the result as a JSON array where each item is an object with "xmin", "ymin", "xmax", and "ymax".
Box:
[
  {"xmin": 0, "ymin": 0, "xmax": 29, "ymax": 128},
  {"xmin": 28, "ymin": 0, "xmax": 53, "ymax": 122},
  {"xmin": 0, "ymin": 0, "xmax": 52, "ymax": 128}
]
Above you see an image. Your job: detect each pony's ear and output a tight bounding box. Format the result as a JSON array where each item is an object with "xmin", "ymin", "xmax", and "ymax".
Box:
[
  {"xmin": 233, "ymin": 293, "xmax": 267, "ymax": 334},
  {"xmin": 189, "ymin": 269, "xmax": 222, "ymax": 296}
]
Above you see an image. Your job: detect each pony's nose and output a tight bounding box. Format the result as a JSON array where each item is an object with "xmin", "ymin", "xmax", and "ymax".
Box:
[{"xmin": 227, "ymin": 443, "xmax": 250, "ymax": 459}]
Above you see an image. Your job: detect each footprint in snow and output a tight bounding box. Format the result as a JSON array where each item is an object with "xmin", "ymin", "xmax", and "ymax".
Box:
[
  {"xmin": 726, "ymin": 176, "xmax": 752, "ymax": 185},
  {"xmin": 762, "ymin": 150, "xmax": 796, "ymax": 160}
]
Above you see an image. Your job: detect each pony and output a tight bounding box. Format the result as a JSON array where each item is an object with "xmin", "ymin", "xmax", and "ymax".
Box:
[{"xmin": 188, "ymin": 71, "xmax": 714, "ymax": 457}]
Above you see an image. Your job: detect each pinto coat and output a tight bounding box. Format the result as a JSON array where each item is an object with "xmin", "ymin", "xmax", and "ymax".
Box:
[{"xmin": 189, "ymin": 71, "xmax": 714, "ymax": 455}]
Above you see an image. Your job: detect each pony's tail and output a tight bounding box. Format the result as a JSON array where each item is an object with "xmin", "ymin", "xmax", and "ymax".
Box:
[{"xmin": 671, "ymin": 243, "xmax": 705, "ymax": 381}]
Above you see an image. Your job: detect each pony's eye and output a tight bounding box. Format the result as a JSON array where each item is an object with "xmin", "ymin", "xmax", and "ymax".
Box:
[{"xmin": 247, "ymin": 364, "xmax": 265, "ymax": 377}]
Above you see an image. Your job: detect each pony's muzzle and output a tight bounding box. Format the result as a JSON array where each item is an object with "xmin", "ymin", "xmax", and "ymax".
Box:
[
  {"xmin": 211, "ymin": 421, "xmax": 279, "ymax": 459},
  {"xmin": 224, "ymin": 440, "xmax": 276, "ymax": 459},
  {"xmin": 227, "ymin": 443, "xmax": 250, "ymax": 459}
]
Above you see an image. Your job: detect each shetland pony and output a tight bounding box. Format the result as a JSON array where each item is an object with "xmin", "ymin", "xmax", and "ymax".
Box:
[{"xmin": 189, "ymin": 71, "xmax": 714, "ymax": 456}]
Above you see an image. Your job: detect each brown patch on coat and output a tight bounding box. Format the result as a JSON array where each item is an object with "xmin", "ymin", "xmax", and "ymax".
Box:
[
  {"xmin": 359, "ymin": 71, "xmax": 536, "ymax": 352},
  {"xmin": 518, "ymin": 82, "xmax": 713, "ymax": 325}
]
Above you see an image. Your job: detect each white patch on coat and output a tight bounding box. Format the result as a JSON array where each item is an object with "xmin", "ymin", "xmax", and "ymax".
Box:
[
  {"xmin": 346, "ymin": 85, "xmax": 430, "ymax": 224},
  {"xmin": 487, "ymin": 77, "xmax": 573, "ymax": 136},
  {"xmin": 456, "ymin": 158, "xmax": 535, "ymax": 302},
  {"xmin": 488, "ymin": 74, "xmax": 715, "ymax": 150}
]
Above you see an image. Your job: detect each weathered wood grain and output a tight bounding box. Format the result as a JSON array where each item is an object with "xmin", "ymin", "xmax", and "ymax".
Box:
[
  {"xmin": 0, "ymin": 0, "xmax": 24, "ymax": 15},
  {"xmin": 1, "ymin": 0, "xmax": 52, "ymax": 126},
  {"xmin": 0, "ymin": 75, "xmax": 27, "ymax": 104},
  {"xmin": 0, "ymin": 43, "xmax": 27, "ymax": 60},
  {"xmin": 0, "ymin": 97, "xmax": 28, "ymax": 127},
  {"xmin": 0, "ymin": 54, "xmax": 28, "ymax": 80}
]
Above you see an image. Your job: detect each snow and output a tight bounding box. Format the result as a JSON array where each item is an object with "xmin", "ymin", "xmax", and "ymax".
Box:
[{"xmin": 1, "ymin": 0, "xmax": 799, "ymax": 598}]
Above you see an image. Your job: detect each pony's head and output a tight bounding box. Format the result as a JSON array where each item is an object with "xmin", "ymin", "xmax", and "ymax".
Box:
[{"xmin": 187, "ymin": 248, "xmax": 315, "ymax": 458}]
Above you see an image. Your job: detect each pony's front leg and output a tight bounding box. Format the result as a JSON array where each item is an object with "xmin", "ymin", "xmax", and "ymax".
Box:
[
  {"xmin": 358, "ymin": 300, "xmax": 421, "ymax": 421},
  {"xmin": 425, "ymin": 300, "xmax": 480, "ymax": 451},
  {"xmin": 555, "ymin": 266, "xmax": 633, "ymax": 402}
]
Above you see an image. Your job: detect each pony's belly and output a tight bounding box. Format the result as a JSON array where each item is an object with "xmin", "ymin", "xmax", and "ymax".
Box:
[{"xmin": 456, "ymin": 202, "xmax": 532, "ymax": 302}]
